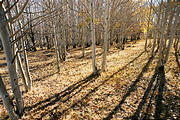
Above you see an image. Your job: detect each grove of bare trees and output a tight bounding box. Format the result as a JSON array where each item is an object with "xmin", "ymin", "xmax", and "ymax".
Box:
[{"xmin": 0, "ymin": 0, "xmax": 179, "ymax": 119}]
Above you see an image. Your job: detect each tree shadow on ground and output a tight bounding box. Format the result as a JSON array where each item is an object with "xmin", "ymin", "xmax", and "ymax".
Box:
[
  {"xmin": 129, "ymin": 65, "xmax": 179, "ymax": 120},
  {"xmin": 2, "ymin": 50, "xmax": 145, "ymax": 120},
  {"xmin": 33, "ymin": 71, "xmax": 58, "ymax": 82},
  {"xmin": 104, "ymin": 50, "xmax": 157, "ymax": 120},
  {"xmin": 48, "ymin": 51, "xmax": 146, "ymax": 119},
  {"xmin": 104, "ymin": 57, "xmax": 179, "ymax": 120},
  {"xmin": 68, "ymin": 47, "xmax": 117, "ymax": 60},
  {"xmin": 29, "ymin": 61, "xmax": 55, "ymax": 72},
  {"xmin": 22, "ymin": 50, "xmax": 145, "ymax": 119},
  {"xmin": 24, "ymin": 71, "xmax": 101, "ymax": 115}
]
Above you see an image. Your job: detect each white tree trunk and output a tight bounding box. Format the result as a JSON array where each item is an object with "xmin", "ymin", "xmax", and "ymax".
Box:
[
  {"xmin": 82, "ymin": 26, "xmax": 85, "ymax": 57},
  {"xmin": 90, "ymin": 0, "xmax": 97, "ymax": 74},
  {"xmin": 151, "ymin": 0, "xmax": 163, "ymax": 56},
  {"xmin": 0, "ymin": 76, "xmax": 19, "ymax": 120},
  {"xmin": 158, "ymin": 1, "xmax": 169, "ymax": 66},
  {"xmin": 62, "ymin": 5, "xmax": 67, "ymax": 61},
  {"xmin": 16, "ymin": 52, "xmax": 28, "ymax": 91},
  {"xmin": 14, "ymin": 4, "xmax": 31, "ymax": 91},
  {"xmin": 78, "ymin": 0, "xmax": 81, "ymax": 47},
  {"xmin": 144, "ymin": 0, "xmax": 152, "ymax": 51},
  {"xmin": 53, "ymin": 24, "xmax": 60, "ymax": 72},
  {"xmin": 19, "ymin": 13, "xmax": 32, "ymax": 91},
  {"xmin": 165, "ymin": 6, "xmax": 180, "ymax": 63},
  {"xmin": 70, "ymin": 0, "xmax": 76, "ymax": 48},
  {"xmin": 0, "ymin": 4, "xmax": 24, "ymax": 115},
  {"xmin": 23, "ymin": 35, "xmax": 32, "ymax": 90},
  {"xmin": 102, "ymin": 0, "xmax": 109, "ymax": 71}
]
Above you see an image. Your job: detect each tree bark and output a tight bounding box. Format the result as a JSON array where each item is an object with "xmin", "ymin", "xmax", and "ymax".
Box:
[
  {"xmin": 82, "ymin": 26, "xmax": 85, "ymax": 57},
  {"xmin": 144, "ymin": 0, "xmax": 152, "ymax": 51},
  {"xmin": 0, "ymin": 38, "xmax": 3, "ymax": 50},
  {"xmin": 16, "ymin": 52, "xmax": 28, "ymax": 92},
  {"xmin": 90, "ymin": 0, "xmax": 97, "ymax": 74},
  {"xmin": 102, "ymin": 0, "xmax": 109, "ymax": 71},
  {"xmin": 158, "ymin": 1, "xmax": 169, "ymax": 66},
  {"xmin": 0, "ymin": 76, "xmax": 19, "ymax": 120},
  {"xmin": 53, "ymin": 24, "xmax": 60, "ymax": 72},
  {"xmin": 70, "ymin": 0, "xmax": 76, "ymax": 48},
  {"xmin": 165, "ymin": 6, "xmax": 180, "ymax": 63},
  {"xmin": 0, "ymin": 4, "xmax": 24, "ymax": 115},
  {"xmin": 23, "ymin": 34, "xmax": 32, "ymax": 90},
  {"xmin": 78, "ymin": 0, "xmax": 81, "ymax": 47},
  {"xmin": 151, "ymin": 0, "xmax": 163, "ymax": 56}
]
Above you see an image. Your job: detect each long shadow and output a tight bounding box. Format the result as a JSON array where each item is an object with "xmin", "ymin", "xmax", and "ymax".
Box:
[
  {"xmin": 29, "ymin": 61, "xmax": 55, "ymax": 72},
  {"xmin": 3, "ymin": 71, "xmax": 58, "ymax": 93},
  {"xmin": 104, "ymin": 50, "xmax": 157, "ymax": 120},
  {"xmin": 24, "ymin": 72, "xmax": 100, "ymax": 114},
  {"xmin": 130, "ymin": 67, "xmax": 158, "ymax": 119},
  {"xmin": 49, "ymin": 51, "xmax": 147, "ymax": 119},
  {"xmin": 161, "ymin": 86, "xmax": 179, "ymax": 120},
  {"xmin": 33, "ymin": 71, "xmax": 58, "ymax": 82},
  {"xmin": 24, "ymin": 50, "xmax": 145, "ymax": 119},
  {"xmin": 131, "ymin": 66, "xmax": 170, "ymax": 120},
  {"xmin": 69, "ymin": 48, "xmax": 116, "ymax": 60},
  {"xmin": 36, "ymin": 72, "xmax": 102, "ymax": 118},
  {"xmin": 49, "ymin": 73, "xmax": 110, "ymax": 119},
  {"xmin": 154, "ymin": 66, "xmax": 166, "ymax": 119},
  {"xmin": 2, "ymin": 50, "xmax": 145, "ymax": 120},
  {"xmin": 84, "ymin": 50, "xmax": 117, "ymax": 60},
  {"xmin": 142, "ymin": 74, "xmax": 159, "ymax": 120},
  {"xmin": 129, "ymin": 66, "xmax": 160, "ymax": 119}
]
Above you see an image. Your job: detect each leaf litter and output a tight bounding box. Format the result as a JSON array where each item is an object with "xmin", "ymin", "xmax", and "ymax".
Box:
[{"xmin": 0, "ymin": 40, "xmax": 179, "ymax": 120}]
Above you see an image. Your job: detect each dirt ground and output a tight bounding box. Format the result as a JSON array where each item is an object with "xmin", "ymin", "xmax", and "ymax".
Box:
[{"xmin": 0, "ymin": 40, "xmax": 179, "ymax": 120}]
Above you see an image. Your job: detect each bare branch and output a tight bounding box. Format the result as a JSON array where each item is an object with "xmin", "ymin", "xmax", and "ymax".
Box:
[
  {"xmin": 6, "ymin": 0, "xmax": 29, "ymax": 23},
  {"xmin": 5, "ymin": 0, "xmax": 19, "ymax": 14}
]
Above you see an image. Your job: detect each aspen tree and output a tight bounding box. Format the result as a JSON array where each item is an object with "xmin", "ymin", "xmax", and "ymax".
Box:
[
  {"xmin": 90, "ymin": 0, "xmax": 97, "ymax": 74},
  {"xmin": 165, "ymin": 5, "xmax": 180, "ymax": 63},
  {"xmin": 158, "ymin": 0, "xmax": 169, "ymax": 66},
  {"xmin": 144, "ymin": 0, "xmax": 152, "ymax": 51},
  {"xmin": 0, "ymin": 76, "xmax": 19, "ymax": 120},
  {"xmin": 102, "ymin": 0, "xmax": 109, "ymax": 71},
  {"xmin": 0, "ymin": 2, "xmax": 25, "ymax": 115},
  {"xmin": 151, "ymin": 0, "xmax": 163, "ymax": 56}
]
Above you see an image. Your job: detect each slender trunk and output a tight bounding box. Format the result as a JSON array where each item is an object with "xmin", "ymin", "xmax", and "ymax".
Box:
[
  {"xmin": 165, "ymin": 6, "xmax": 180, "ymax": 63},
  {"xmin": 70, "ymin": 0, "xmax": 76, "ymax": 48},
  {"xmin": 0, "ymin": 38, "xmax": 2, "ymax": 50},
  {"xmin": 144, "ymin": 0, "xmax": 152, "ymax": 51},
  {"xmin": 78, "ymin": 0, "xmax": 81, "ymax": 47},
  {"xmin": 66, "ymin": 2, "xmax": 69, "ymax": 49},
  {"xmin": 174, "ymin": 37, "xmax": 180, "ymax": 68},
  {"xmin": 158, "ymin": 1, "xmax": 169, "ymax": 66},
  {"xmin": 16, "ymin": 52, "xmax": 28, "ymax": 91},
  {"xmin": 121, "ymin": 32, "xmax": 124, "ymax": 50},
  {"xmin": 53, "ymin": 24, "xmax": 60, "ymax": 72},
  {"xmin": 0, "ymin": 76, "xmax": 19, "ymax": 120},
  {"xmin": 151, "ymin": 0, "xmax": 163, "ymax": 56},
  {"xmin": 0, "ymin": 5, "xmax": 24, "ymax": 115},
  {"xmin": 90, "ymin": 0, "xmax": 97, "ymax": 74},
  {"xmin": 82, "ymin": 26, "xmax": 85, "ymax": 57},
  {"xmin": 102, "ymin": 0, "xmax": 109, "ymax": 71},
  {"xmin": 15, "ymin": 8, "xmax": 31, "ymax": 90},
  {"xmin": 164, "ymin": 7, "xmax": 174, "ymax": 49},
  {"xmin": 62, "ymin": 5, "xmax": 67, "ymax": 61},
  {"xmin": 23, "ymin": 34, "xmax": 32, "ymax": 90},
  {"xmin": 110, "ymin": 30, "xmax": 113, "ymax": 45}
]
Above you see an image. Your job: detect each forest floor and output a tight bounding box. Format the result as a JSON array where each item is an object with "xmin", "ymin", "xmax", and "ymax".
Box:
[{"xmin": 0, "ymin": 40, "xmax": 179, "ymax": 120}]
